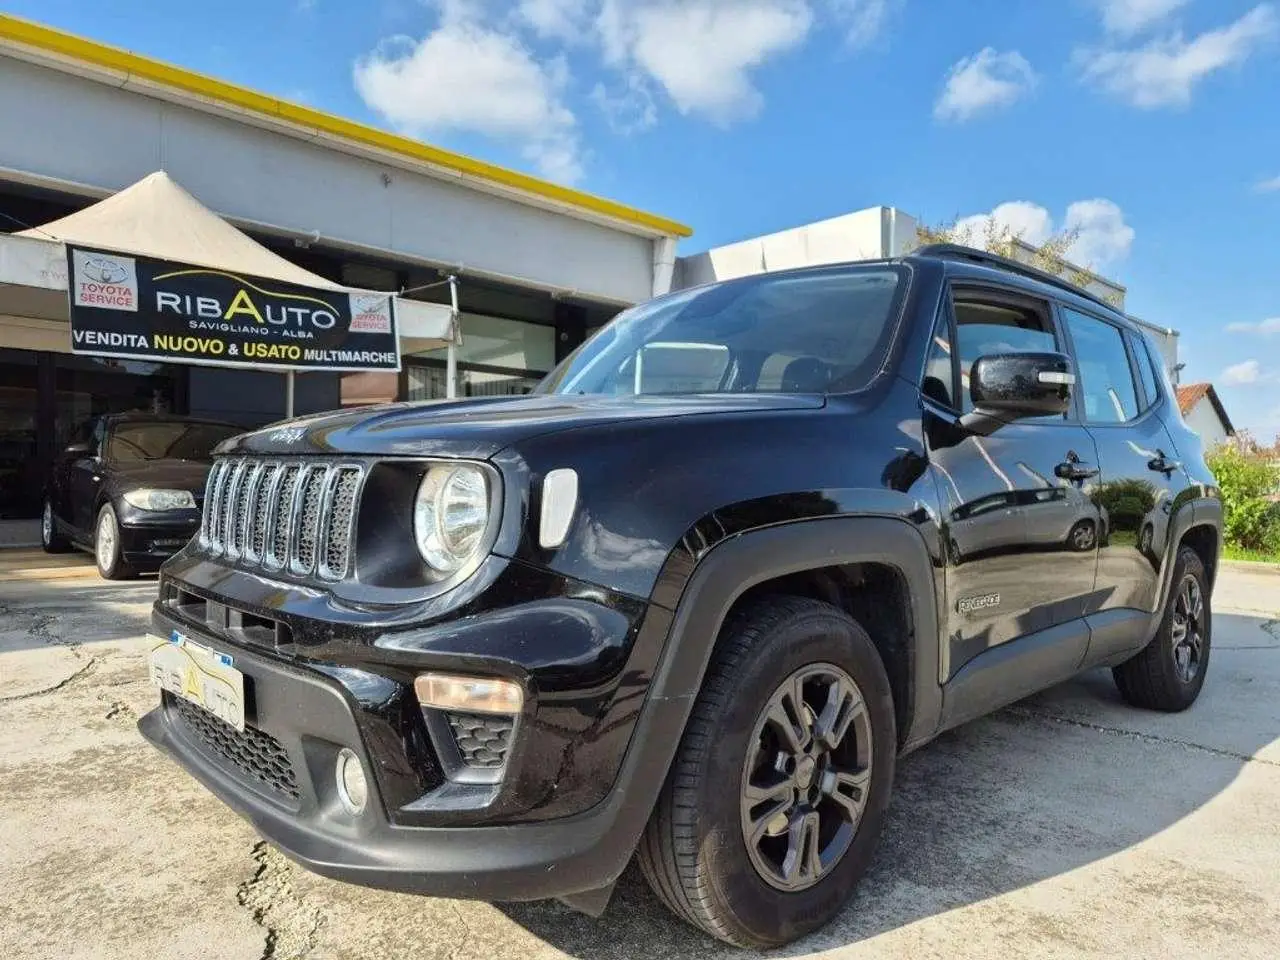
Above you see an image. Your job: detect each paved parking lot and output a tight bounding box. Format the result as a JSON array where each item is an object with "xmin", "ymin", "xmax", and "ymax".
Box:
[{"xmin": 1, "ymin": 567, "xmax": 1277, "ymax": 960}]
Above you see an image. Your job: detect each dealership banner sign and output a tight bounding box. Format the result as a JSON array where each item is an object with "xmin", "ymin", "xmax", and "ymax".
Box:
[{"xmin": 66, "ymin": 245, "xmax": 400, "ymax": 371}]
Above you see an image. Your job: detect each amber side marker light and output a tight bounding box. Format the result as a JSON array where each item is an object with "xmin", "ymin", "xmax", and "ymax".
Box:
[{"xmin": 414, "ymin": 674, "xmax": 524, "ymax": 714}]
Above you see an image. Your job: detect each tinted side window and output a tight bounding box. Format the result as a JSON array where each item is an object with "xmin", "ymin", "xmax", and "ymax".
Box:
[
  {"xmin": 1134, "ymin": 334, "xmax": 1163, "ymax": 408},
  {"xmin": 1062, "ymin": 309, "xmax": 1140, "ymax": 423},
  {"xmin": 953, "ymin": 295, "xmax": 1057, "ymax": 415}
]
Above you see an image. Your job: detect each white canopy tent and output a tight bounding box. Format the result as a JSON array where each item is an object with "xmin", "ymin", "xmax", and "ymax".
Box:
[{"xmin": 3, "ymin": 171, "xmax": 459, "ymax": 413}]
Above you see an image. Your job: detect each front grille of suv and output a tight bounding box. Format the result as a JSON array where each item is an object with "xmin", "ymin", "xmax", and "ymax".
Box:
[
  {"xmin": 201, "ymin": 458, "xmax": 365, "ymax": 581},
  {"xmin": 166, "ymin": 693, "xmax": 300, "ymax": 802}
]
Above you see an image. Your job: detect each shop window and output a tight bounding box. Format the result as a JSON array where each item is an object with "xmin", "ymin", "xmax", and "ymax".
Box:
[{"xmin": 411, "ymin": 313, "xmax": 556, "ymax": 373}]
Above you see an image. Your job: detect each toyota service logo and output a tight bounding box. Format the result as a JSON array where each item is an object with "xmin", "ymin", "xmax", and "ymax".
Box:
[
  {"xmin": 82, "ymin": 257, "xmax": 128, "ymax": 284},
  {"xmin": 72, "ymin": 250, "xmax": 139, "ymax": 312}
]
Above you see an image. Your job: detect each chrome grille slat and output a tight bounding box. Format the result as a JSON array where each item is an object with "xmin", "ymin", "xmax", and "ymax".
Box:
[
  {"xmin": 247, "ymin": 463, "xmax": 280, "ymax": 562},
  {"xmin": 202, "ymin": 461, "xmax": 227, "ymax": 550},
  {"xmin": 266, "ymin": 465, "xmax": 302, "ymax": 570},
  {"xmin": 291, "ymin": 466, "xmax": 330, "ymax": 576},
  {"xmin": 201, "ymin": 457, "xmax": 363, "ymax": 582},
  {"xmin": 320, "ymin": 468, "xmax": 362, "ymax": 580},
  {"xmin": 223, "ymin": 461, "xmax": 249, "ymax": 560}
]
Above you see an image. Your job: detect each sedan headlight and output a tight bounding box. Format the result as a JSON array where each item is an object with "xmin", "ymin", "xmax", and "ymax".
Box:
[
  {"xmin": 123, "ymin": 488, "xmax": 197, "ymax": 511},
  {"xmin": 413, "ymin": 464, "xmax": 492, "ymax": 575}
]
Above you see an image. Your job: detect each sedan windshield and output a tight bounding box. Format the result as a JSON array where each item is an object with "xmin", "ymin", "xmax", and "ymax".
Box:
[
  {"xmin": 538, "ymin": 265, "xmax": 907, "ymax": 396},
  {"xmin": 105, "ymin": 421, "xmax": 241, "ymax": 462}
]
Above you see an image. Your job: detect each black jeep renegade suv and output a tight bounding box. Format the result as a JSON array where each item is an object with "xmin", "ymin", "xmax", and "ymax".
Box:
[{"xmin": 140, "ymin": 245, "xmax": 1221, "ymax": 948}]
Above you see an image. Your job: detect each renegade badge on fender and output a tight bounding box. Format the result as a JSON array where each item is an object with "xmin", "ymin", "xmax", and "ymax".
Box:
[{"xmin": 140, "ymin": 245, "xmax": 1222, "ymax": 948}]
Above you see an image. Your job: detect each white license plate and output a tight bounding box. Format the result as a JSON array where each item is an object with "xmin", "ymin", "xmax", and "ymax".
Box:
[{"xmin": 148, "ymin": 630, "xmax": 245, "ymax": 731}]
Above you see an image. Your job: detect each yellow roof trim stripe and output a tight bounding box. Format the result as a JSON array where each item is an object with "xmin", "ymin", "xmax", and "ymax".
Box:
[{"xmin": 0, "ymin": 14, "xmax": 693, "ymax": 238}]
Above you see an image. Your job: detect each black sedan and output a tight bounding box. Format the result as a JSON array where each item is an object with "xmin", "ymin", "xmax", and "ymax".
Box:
[{"xmin": 42, "ymin": 413, "xmax": 243, "ymax": 579}]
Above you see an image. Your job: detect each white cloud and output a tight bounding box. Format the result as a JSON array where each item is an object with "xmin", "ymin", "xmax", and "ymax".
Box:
[
  {"xmin": 591, "ymin": 73, "xmax": 658, "ymax": 133},
  {"xmin": 1063, "ymin": 198, "xmax": 1136, "ymax": 266},
  {"xmin": 597, "ymin": 0, "xmax": 813, "ymax": 125},
  {"xmin": 1226, "ymin": 317, "xmax": 1280, "ymax": 334},
  {"xmin": 1077, "ymin": 4, "xmax": 1278, "ymax": 108},
  {"xmin": 517, "ymin": 0, "xmax": 593, "ymax": 40},
  {"xmin": 827, "ymin": 0, "xmax": 900, "ymax": 47},
  {"xmin": 1223, "ymin": 359, "xmax": 1263, "ymax": 385},
  {"xmin": 953, "ymin": 198, "xmax": 1135, "ymax": 268},
  {"xmin": 1095, "ymin": 0, "xmax": 1190, "ymax": 36},
  {"xmin": 353, "ymin": 9, "xmax": 583, "ymax": 182},
  {"xmin": 934, "ymin": 48, "xmax": 1037, "ymax": 122},
  {"xmin": 1256, "ymin": 173, "xmax": 1280, "ymax": 192},
  {"xmin": 955, "ymin": 201, "xmax": 1054, "ymax": 247}
]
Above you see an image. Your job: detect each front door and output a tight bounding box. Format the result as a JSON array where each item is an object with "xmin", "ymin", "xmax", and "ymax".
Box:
[
  {"xmin": 68, "ymin": 419, "xmax": 105, "ymax": 536},
  {"xmin": 922, "ymin": 285, "xmax": 1102, "ymax": 682}
]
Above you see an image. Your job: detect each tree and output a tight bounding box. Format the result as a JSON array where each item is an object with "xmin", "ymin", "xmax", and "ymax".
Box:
[{"xmin": 915, "ymin": 216, "xmax": 1121, "ymax": 306}]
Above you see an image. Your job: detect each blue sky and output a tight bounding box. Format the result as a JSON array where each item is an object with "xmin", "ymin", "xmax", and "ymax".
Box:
[{"xmin": 8, "ymin": 0, "xmax": 1280, "ymax": 438}]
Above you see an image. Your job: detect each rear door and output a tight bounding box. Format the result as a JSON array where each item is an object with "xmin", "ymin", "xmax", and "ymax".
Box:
[
  {"xmin": 1060, "ymin": 308, "xmax": 1185, "ymax": 634},
  {"xmin": 921, "ymin": 283, "xmax": 1102, "ymax": 683}
]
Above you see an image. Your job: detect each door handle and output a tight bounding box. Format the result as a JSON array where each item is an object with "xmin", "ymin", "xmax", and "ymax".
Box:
[
  {"xmin": 1055, "ymin": 453, "xmax": 1099, "ymax": 482},
  {"xmin": 1148, "ymin": 450, "xmax": 1181, "ymax": 476}
]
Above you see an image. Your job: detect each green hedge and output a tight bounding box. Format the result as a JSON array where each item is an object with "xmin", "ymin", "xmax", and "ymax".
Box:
[{"xmin": 1205, "ymin": 445, "xmax": 1280, "ymax": 555}]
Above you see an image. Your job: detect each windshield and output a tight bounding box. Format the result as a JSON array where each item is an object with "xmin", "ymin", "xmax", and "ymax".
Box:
[
  {"xmin": 538, "ymin": 265, "xmax": 907, "ymax": 396},
  {"xmin": 104, "ymin": 421, "xmax": 241, "ymax": 462}
]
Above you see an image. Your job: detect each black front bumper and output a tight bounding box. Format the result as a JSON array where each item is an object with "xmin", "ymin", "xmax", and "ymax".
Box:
[
  {"xmin": 118, "ymin": 518, "xmax": 198, "ymax": 566},
  {"xmin": 138, "ymin": 609, "xmax": 687, "ymax": 903}
]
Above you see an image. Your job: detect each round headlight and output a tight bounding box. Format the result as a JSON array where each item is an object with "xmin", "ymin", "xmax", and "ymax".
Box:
[{"xmin": 413, "ymin": 464, "xmax": 491, "ymax": 574}]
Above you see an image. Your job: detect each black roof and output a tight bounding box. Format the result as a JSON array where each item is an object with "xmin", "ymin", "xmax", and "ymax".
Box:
[{"xmin": 912, "ymin": 243, "xmax": 1124, "ymax": 318}]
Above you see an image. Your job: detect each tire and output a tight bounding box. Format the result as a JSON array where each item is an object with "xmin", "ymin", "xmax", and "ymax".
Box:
[
  {"xmin": 1067, "ymin": 519, "xmax": 1096, "ymax": 552},
  {"xmin": 41, "ymin": 499, "xmax": 71, "ymax": 553},
  {"xmin": 637, "ymin": 595, "xmax": 897, "ymax": 948},
  {"xmin": 1112, "ymin": 545, "xmax": 1210, "ymax": 711},
  {"xmin": 94, "ymin": 503, "xmax": 136, "ymax": 581}
]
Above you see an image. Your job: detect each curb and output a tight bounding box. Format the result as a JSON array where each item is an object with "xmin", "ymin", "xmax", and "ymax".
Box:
[{"xmin": 1221, "ymin": 559, "xmax": 1280, "ymax": 575}]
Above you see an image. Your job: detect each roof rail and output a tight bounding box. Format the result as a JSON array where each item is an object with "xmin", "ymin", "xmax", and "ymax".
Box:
[{"xmin": 913, "ymin": 243, "xmax": 1118, "ymax": 313}]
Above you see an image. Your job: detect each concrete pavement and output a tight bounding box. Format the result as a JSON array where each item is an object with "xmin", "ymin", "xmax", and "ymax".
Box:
[{"xmin": 0, "ymin": 569, "xmax": 1277, "ymax": 960}]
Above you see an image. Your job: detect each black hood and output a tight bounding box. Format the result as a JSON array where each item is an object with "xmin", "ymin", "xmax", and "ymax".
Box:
[
  {"xmin": 108, "ymin": 459, "xmax": 212, "ymax": 493},
  {"xmin": 221, "ymin": 393, "xmax": 826, "ymax": 459}
]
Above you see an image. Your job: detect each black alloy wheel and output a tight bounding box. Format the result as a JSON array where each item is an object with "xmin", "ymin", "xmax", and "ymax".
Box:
[
  {"xmin": 740, "ymin": 664, "xmax": 872, "ymax": 891},
  {"xmin": 1170, "ymin": 573, "xmax": 1205, "ymax": 683},
  {"xmin": 638, "ymin": 595, "xmax": 896, "ymax": 948},
  {"xmin": 1113, "ymin": 544, "xmax": 1211, "ymax": 712}
]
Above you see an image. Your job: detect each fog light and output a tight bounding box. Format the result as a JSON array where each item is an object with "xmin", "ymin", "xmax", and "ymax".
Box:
[
  {"xmin": 335, "ymin": 748, "xmax": 368, "ymax": 815},
  {"xmin": 414, "ymin": 673, "xmax": 523, "ymax": 715}
]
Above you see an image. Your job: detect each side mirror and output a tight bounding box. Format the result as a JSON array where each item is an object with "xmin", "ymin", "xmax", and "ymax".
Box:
[
  {"xmin": 960, "ymin": 351, "xmax": 1074, "ymax": 436},
  {"xmin": 64, "ymin": 442, "xmax": 91, "ymax": 457}
]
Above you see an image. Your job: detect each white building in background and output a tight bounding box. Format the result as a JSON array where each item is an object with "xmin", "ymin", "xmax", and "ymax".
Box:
[
  {"xmin": 674, "ymin": 205, "xmax": 1181, "ymax": 381},
  {"xmin": 1176, "ymin": 384, "xmax": 1235, "ymax": 448}
]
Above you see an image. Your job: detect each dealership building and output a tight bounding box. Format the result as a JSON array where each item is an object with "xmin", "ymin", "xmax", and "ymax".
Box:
[
  {"xmin": 0, "ymin": 15, "xmax": 690, "ymax": 521},
  {"xmin": 0, "ymin": 15, "xmax": 1177, "ymax": 525}
]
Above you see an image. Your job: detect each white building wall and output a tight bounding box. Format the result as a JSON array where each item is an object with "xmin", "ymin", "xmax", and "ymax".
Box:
[
  {"xmin": 0, "ymin": 57, "xmax": 658, "ymax": 305},
  {"xmin": 1184, "ymin": 399, "xmax": 1230, "ymax": 448},
  {"xmin": 677, "ymin": 207, "xmax": 893, "ymax": 287}
]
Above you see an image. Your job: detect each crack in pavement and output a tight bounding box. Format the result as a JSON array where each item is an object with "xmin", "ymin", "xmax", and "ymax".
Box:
[
  {"xmin": 236, "ymin": 841, "xmax": 325, "ymax": 960},
  {"xmin": 0, "ymin": 658, "xmax": 98, "ymax": 702},
  {"xmin": 1007, "ymin": 706, "xmax": 1280, "ymax": 768},
  {"xmin": 0, "ymin": 605, "xmax": 103, "ymax": 702}
]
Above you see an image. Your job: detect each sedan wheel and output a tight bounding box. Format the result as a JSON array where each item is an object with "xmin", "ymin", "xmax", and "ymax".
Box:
[
  {"xmin": 41, "ymin": 499, "xmax": 71, "ymax": 553},
  {"xmin": 94, "ymin": 505, "xmax": 136, "ymax": 580}
]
